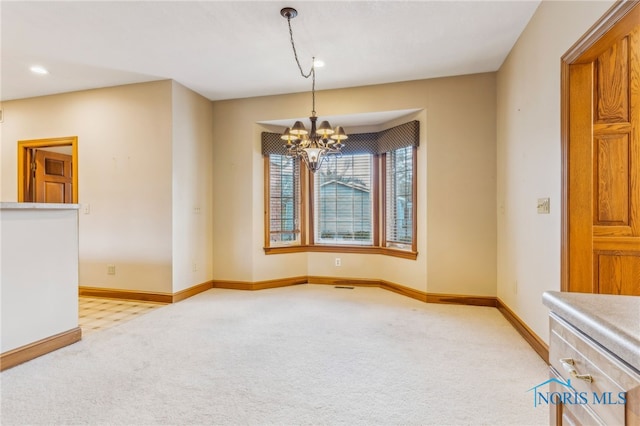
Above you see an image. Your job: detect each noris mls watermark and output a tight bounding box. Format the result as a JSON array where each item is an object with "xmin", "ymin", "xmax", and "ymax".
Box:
[{"xmin": 527, "ymin": 377, "xmax": 626, "ymax": 408}]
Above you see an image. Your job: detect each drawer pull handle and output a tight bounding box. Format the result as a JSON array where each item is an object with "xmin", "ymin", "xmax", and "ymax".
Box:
[{"xmin": 560, "ymin": 358, "xmax": 593, "ymax": 383}]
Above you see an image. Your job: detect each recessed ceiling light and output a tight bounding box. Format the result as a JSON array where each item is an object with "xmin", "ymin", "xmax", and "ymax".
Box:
[
  {"xmin": 313, "ymin": 59, "xmax": 325, "ymax": 68},
  {"xmin": 30, "ymin": 65, "xmax": 49, "ymax": 75}
]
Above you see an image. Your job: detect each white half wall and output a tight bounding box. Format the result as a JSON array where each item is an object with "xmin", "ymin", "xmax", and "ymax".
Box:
[{"xmin": 0, "ymin": 205, "xmax": 79, "ymax": 352}]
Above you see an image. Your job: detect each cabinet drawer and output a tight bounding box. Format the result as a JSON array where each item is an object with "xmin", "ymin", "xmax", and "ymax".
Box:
[{"xmin": 550, "ymin": 313, "xmax": 640, "ymax": 425}]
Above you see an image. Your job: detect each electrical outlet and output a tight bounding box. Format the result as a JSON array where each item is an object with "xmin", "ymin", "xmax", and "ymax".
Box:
[
  {"xmin": 514, "ymin": 280, "xmax": 518, "ymax": 294},
  {"xmin": 107, "ymin": 264, "xmax": 116, "ymax": 275},
  {"xmin": 335, "ymin": 258, "xmax": 341, "ymax": 267},
  {"xmin": 192, "ymin": 262, "xmax": 198, "ymax": 272}
]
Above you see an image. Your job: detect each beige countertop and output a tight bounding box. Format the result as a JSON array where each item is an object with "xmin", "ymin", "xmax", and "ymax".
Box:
[
  {"xmin": 0, "ymin": 202, "xmax": 80, "ymax": 210},
  {"xmin": 543, "ymin": 291, "xmax": 640, "ymax": 372}
]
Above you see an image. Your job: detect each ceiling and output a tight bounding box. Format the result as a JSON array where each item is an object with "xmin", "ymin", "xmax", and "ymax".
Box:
[{"xmin": 1, "ymin": 1, "xmax": 540, "ymax": 103}]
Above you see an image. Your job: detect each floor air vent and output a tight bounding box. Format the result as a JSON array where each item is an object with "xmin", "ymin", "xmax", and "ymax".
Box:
[{"xmin": 334, "ymin": 286, "xmax": 354, "ymax": 289}]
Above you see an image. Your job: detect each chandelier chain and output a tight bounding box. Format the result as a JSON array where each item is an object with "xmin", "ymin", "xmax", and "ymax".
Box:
[
  {"xmin": 286, "ymin": 16, "xmax": 316, "ymax": 115},
  {"xmin": 279, "ymin": 6, "xmax": 347, "ymax": 173}
]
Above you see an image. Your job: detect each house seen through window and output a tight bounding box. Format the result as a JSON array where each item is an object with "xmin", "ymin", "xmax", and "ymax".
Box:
[{"xmin": 315, "ymin": 154, "xmax": 373, "ymax": 245}]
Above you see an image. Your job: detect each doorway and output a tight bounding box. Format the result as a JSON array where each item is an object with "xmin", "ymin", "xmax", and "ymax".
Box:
[
  {"xmin": 18, "ymin": 136, "xmax": 78, "ymax": 203},
  {"xmin": 561, "ymin": 2, "xmax": 639, "ymax": 295}
]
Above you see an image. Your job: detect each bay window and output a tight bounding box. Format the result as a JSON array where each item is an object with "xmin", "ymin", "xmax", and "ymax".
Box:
[{"xmin": 263, "ymin": 120, "xmax": 419, "ymax": 259}]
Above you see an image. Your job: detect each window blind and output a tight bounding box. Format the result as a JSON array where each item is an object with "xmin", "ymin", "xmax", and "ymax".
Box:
[
  {"xmin": 314, "ymin": 154, "xmax": 373, "ymax": 245},
  {"xmin": 267, "ymin": 154, "xmax": 300, "ymax": 245},
  {"xmin": 385, "ymin": 146, "xmax": 414, "ymax": 248}
]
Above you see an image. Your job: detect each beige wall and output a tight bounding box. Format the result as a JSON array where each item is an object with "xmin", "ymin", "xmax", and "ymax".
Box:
[
  {"xmin": 212, "ymin": 73, "xmax": 497, "ymax": 296},
  {"xmin": 496, "ymin": 0, "xmax": 614, "ymax": 343},
  {"xmin": 171, "ymin": 81, "xmax": 215, "ymax": 293},
  {"xmin": 1, "ymin": 80, "xmax": 216, "ymax": 294},
  {"xmin": 1, "ymin": 81, "xmax": 174, "ymax": 293}
]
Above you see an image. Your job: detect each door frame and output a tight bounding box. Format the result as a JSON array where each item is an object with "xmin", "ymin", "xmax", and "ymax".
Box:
[
  {"xmin": 560, "ymin": 1, "xmax": 639, "ymax": 292},
  {"xmin": 17, "ymin": 136, "xmax": 78, "ymax": 203}
]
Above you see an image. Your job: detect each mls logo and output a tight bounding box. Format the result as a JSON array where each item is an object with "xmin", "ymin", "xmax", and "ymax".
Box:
[
  {"xmin": 527, "ymin": 377, "xmax": 626, "ymax": 408},
  {"xmin": 527, "ymin": 377, "xmax": 578, "ymax": 408}
]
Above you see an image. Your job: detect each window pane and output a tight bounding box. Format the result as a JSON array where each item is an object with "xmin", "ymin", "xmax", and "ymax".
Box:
[
  {"xmin": 386, "ymin": 146, "xmax": 414, "ymax": 249},
  {"xmin": 267, "ymin": 154, "xmax": 300, "ymax": 245},
  {"xmin": 314, "ymin": 154, "xmax": 373, "ymax": 245}
]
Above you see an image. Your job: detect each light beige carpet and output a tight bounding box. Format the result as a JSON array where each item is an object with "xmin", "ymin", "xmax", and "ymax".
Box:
[{"xmin": 0, "ymin": 284, "xmax": 549, "ymax": 425}]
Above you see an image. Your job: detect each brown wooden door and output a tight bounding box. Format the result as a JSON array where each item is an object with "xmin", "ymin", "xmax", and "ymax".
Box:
[
  {"xmin": 34, "ymin": 149, "xmax": 73, "ymax": 203},
  {"xmin": 563, "ymin": 3, "xmax": 640, "ymax": 295}
]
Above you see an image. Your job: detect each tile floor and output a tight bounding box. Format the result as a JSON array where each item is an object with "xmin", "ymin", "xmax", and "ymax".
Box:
[{"xmin": 79, "ymin": 297, "xmax": 166, "ymax": 335}]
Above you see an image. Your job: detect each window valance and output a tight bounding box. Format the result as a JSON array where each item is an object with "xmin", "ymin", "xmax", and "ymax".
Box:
[{"xmin": 261, "ymin": 120, "xmax": 419, "ymax": 156}]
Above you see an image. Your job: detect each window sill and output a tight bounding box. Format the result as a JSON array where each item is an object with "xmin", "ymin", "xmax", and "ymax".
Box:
[{"xmin": 264, "ymin": 245, "xmax": 417, "ymax": 260}]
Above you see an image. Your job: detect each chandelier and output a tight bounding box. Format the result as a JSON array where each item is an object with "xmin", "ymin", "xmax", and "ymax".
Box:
[{"xmin": 279, "ymin": 7, "xmax": 348, "ymax": 173}]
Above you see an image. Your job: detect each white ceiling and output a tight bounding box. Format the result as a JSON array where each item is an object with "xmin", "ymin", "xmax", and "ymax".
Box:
[{"xmin": 1, "ymin": 1, "xmax": 540, "ymax": 103}]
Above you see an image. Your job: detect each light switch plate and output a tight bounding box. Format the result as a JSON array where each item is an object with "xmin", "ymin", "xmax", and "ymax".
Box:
[{"xmin": 537, "ymin": 198, "xmax": 550, "ymax": 214}]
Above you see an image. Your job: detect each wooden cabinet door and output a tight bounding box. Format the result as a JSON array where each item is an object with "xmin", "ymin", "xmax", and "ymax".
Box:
[{"xmin": 563, "ymin": 3, "xmax": 640, "ymax": 295}]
